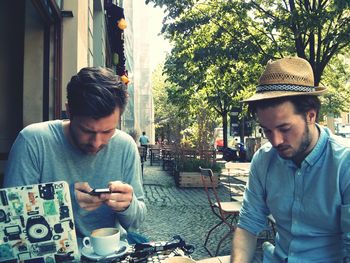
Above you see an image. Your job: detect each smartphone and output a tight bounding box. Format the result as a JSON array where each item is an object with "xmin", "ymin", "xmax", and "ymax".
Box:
[{"xmin": 88, "ymin": 188, "xmax": 111, "ymax": 196}]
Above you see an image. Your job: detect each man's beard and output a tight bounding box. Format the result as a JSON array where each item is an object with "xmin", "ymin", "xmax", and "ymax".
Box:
[
  {"xmin": 279, "ymin": 122, "xmax": 312, "ymax": 162},
  {"xmin": 69, "ymin": 123, "xmax": 100, "ymax": 154}
]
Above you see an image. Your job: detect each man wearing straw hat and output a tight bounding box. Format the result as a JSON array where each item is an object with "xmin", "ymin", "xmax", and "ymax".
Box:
[{"xmin": 231, "ymin": 57, "xmax": 350, "ymax": 262}]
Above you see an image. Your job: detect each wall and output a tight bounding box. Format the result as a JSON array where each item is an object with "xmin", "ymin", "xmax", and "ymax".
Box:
[
  {"xmin": 0, "ymin": 1, "xmax": 25, "ymax": 180},
  {"xmin": 77, "ymin": 1, "xmax": 89, "ymax": 69},
  {"xmin": 23, "ymin": 0, "xmax": 44, "ymax": 126},
  {"xmin": 123, "ymin": 0, "xmax": 136, "ymax": 134},
  {"xmin": 61, "ymin": 0, "xmax": 104, "ymax": 112},
  {"xmin": 124, "ymin": 0, "xmax": 154, "ymax": 143},
  {"xmin": 61, "ymin": 1, "xmax": 79, "ymax": 111},
  {"xmin": 93, "ymin": 0, "xmax": 106, "ymax": 67}
]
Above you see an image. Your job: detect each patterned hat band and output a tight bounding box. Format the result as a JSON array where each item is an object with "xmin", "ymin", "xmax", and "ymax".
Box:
[{"xmin": 256, "ymin": 84, "xmax": 316, "ymax": 93}]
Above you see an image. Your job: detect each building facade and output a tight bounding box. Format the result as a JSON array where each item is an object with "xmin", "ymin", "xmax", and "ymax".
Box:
[{"xmin": 0, "ymin": 0, "xmax": 154, "ymax": 185}]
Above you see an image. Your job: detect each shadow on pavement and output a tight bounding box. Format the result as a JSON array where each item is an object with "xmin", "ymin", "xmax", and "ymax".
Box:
[{"xmin": 138, "ymin": 160, "xmax": 265, "ymax": 262}]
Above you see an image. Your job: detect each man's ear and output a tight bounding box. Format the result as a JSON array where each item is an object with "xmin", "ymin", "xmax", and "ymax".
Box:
[
  {"xmin": 307, "ymin": 109, "xmax": 317, "ymax": 124},
  {"xmin": 65, "ymin": 103, "xmax": 70, "ymax": 119}
]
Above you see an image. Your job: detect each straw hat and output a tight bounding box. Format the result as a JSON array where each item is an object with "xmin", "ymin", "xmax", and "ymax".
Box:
[{"xmin": 243, "ymin": 57, "xmax": 327, "ymax": 102}]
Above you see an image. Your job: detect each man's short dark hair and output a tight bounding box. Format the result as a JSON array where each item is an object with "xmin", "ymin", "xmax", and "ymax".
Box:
[
  {"xmin": 248, "ymin": 95, "xmax": 321, "ymax": 122},
  {"xmin": 67, "ymin": 67, "xmax": 128, "ymax": 119}
]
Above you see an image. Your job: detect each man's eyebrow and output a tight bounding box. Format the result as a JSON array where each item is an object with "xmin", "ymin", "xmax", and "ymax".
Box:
[
  {"xmin": 79, "ymin": 125, "xmax": 114, "ymax": 133},
  {"xmin": 102, "ymin": 128, "xmax": 116, "ymax": 133},
  {"xmin": 79, "ymin": 125, "xmax": 97, "ymax": 133},
  {"xmin": 259, "ymin": 123, "xmax": 291, "ymax": 129}
]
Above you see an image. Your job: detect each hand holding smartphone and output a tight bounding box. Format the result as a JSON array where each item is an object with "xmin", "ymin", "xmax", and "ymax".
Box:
[{"xmin": 85, "ymin": 188, "xmax": 111, "ymax": 196}]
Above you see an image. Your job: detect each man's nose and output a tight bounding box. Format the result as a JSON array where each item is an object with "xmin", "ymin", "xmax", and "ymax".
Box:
[
  {"xmin": 270, "ymin": 131, "xmax": 284, "ymax": 147},
  {"xmin": 91, "ymin": 133, "xmax": 103, "ymax": 148}
]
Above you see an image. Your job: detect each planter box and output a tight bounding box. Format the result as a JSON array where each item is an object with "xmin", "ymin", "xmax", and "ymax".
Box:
[{"xmin": 176, "ymin": 172, "xmax": 219, "ymax": 188}]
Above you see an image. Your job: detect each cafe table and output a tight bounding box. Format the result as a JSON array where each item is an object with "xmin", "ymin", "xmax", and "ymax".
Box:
[
  {"xmin": 80, "ymin": 236, "xmax": 195, "ymax": 262},
  {"xmin": 222, "ymin": 162, "xmax": 250, "ymax": 177},
  {"xmin": 197, "ymin": 255, "xmax": 230, "ymax": 263}
]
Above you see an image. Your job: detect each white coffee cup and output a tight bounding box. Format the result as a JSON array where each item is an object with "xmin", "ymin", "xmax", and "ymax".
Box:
[{"xmin": 83, "ymin": 227, "xmax": 120, "ymax": 256}]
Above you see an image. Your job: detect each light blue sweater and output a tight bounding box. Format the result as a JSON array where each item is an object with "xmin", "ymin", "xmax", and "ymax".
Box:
[{"xmin": 4, "ymin": 120, "xmax": 146, "ymax": 242}]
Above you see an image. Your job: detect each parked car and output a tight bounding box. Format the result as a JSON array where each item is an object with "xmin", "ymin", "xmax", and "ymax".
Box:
[
  {"xmin": 336, "ymin": 123, "xmax": 350, "ymax": 138},
  {"xmin": 213, "ymin": 128, "xmax": 224, "ymax": 151},
  {"xmin": 213, "ymin": 127, "xmax": 238, "ymax": 152},
  {"xmin": 214, "ymin": 137, "xmax": 224, "ymax": 151}
]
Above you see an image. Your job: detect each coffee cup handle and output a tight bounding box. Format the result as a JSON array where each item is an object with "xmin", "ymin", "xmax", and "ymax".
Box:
[{"xmin": 82, "ymin": 237, "xmax": 91, "ymax": 248}]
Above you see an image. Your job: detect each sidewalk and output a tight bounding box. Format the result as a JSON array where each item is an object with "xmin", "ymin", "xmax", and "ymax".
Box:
[{"xmin": 137, "ymin": 160, "xmax": 265, "ymax": 261}]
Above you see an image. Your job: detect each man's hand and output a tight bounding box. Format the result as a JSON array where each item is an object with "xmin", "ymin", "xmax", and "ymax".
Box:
[
  {"xmin": 100, "ymin": 181, "xmax": 133, "ymax": 212},
  {"xmin": 74, "ymin": 182, "xmax": 104, "ymax": 211}
]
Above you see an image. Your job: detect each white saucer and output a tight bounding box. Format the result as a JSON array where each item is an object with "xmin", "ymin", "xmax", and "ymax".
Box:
[{"xmin": 81, "ymin": 241, "xmax": 130, "ymax": 260}]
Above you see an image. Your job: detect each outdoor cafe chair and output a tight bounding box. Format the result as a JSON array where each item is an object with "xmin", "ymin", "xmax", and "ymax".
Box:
[
  {"xmin": 149, "ymin": 144, "xmax": 162, "ymax": 166},
  {"xmin": 199, "ymin": 167, "xmax": 242, "ymax": 257},
  {"xmin": 162, "ymin": 146, "xmax": 177, "ymax": 172}
]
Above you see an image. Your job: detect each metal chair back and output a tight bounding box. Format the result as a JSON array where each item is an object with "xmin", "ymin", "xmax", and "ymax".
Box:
[{"xmin": 199, "ymin": 167, "xmax": 226, "ymax": 219}]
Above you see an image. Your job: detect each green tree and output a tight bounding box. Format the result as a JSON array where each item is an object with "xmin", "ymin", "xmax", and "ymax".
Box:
[
  {"xmin": 160, "ymin": 1, "xmax": 265, "ymax": 147},
  {"xmin": 246, "ymin": 0, "xmax": 350, "ymax": 84},
  {"xmin": 148, "ymin": 0, "xmax": 350, "ymax": 82},
  {"xmin": 152, "ymin": 63, "xmax": 187, "ymax": 144},
  {"xmin": 153, "ymin": 63, "xmax": 219, "ymax": 148},
  {"xmin": 182, "ymin": 90, "xmax": 218, "ymax": 149},
  {"xmin": 320, "ymin": 54, "xmax": 350, "ymax": 119},
  {"xmin": 147, "ymin": 0, "xmax": 350, "ymax": 137}
]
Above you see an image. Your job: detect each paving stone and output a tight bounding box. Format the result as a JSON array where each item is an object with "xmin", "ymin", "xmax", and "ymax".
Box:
[{"xmin": 139, "ymin": 160, "xmax": 264, "ymax": 262}]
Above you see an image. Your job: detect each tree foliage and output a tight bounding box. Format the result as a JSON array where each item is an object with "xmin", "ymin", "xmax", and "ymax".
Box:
[
  {"xmin": 320, "ymin": 53, "xmax": 350, "ymax": 118},
  {"xmin": 155, "ymin": 0, "xmax": 266, "ymax": 147},
  {"xmin": 247, "ymin": 0, "xmax": 350, "ymax": 84},
  {"xmin": 148, "ymin": 0, "xmax": 350, "ymax": 83},
  {"xmin": 152, "ymin": 63, "xmax": 189, "ymax": 144},
  {"xmin": 152, "ymin": 63, "xmax": 219, "ymax": 148},
  {"xmin": 147, "ymin": 0, "xmax": 350, "ymax": 142}
]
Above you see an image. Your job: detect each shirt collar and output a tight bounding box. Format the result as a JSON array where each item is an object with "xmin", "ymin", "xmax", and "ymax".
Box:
[{"xmin": 303, "ymin": 123, "xmax": 327, "ymax": 166}]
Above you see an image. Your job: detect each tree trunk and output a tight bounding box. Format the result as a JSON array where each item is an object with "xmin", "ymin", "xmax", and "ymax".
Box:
[{"xmin": 222, "ymin": 112, "xmax": 228, "ymax": 148}]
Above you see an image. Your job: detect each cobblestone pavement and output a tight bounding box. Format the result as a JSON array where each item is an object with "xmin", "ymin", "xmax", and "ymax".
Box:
[{"xmin": 137, "ymin": 161, "xmax": 266, "ymax": 261}]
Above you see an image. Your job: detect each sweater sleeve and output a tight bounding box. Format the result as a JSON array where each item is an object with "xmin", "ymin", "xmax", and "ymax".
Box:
[
  {"xmin": 117, "ymin": 140, "xmax": 147, "ymax": 230},
  {"xmin": 4, "ymin": 132, "xmax": 42, "ymax": 187}
]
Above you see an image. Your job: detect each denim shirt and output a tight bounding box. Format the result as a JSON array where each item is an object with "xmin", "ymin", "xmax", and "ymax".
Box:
[{"xmin": 238, "ymin": 125, "xmax": 350, "ymax": 262}]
